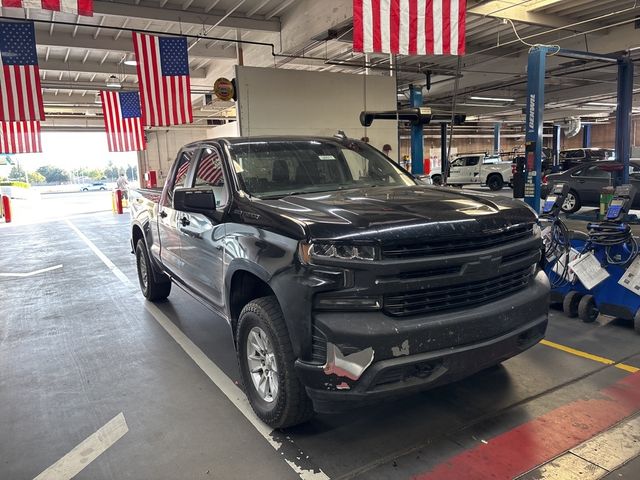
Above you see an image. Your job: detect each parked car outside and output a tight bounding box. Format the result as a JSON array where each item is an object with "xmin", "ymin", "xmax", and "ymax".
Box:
[
  {"xmin": 439, "ymin": 153, "xmax": 513, "ymax": 190},
  {"xmin": 541, "ymin": 160, "xmax": 640, "ymax": 213},
  {"xmin": 81, "ymin": 182, "xmax": 108, "ymax": 191}
]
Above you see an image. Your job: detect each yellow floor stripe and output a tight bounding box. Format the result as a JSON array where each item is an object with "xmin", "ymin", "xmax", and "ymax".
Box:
[{"xmin": 540, "ymin": 339, "xmax": 640, "ymax": 373}]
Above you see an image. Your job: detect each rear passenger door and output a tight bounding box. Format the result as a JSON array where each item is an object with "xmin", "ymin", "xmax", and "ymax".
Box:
[
  {"xmin": 158, "ymin": 148, "xmax": 195, "ymax": 275},
  {"xmin": 572, "ymin": 164, "xmax": 612, "ymax": 205},
  {"xmin": 177, "ymin": 145, "xmax": 228, "ymax": 310}
]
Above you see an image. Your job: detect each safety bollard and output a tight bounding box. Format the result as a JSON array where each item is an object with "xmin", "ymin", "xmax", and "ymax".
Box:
[
  {"xmin": 1, "ymin": 195, "xmax": 11, "ymax": 223},
  {"xmin": 114, "ymin": 189, "xmax": 123, "ymax": 215},
  {"xmin": 111, "ymin": 191, "xmax": 117, "ymax": 213}
]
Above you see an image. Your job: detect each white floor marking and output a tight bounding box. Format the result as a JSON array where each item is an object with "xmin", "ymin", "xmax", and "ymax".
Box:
[
  {"xmin": 0, "ymin": 264, "xmax": 63, "ymax": 277},
  {"xmin": 67, "ymin": 218, "xmax": 329, "ymax": 480},
  {"xmin": 145, "ymin": 303, "xmax": 330, "ymax": 480},
  {"xmin": 65, "ymin": 219, "xmax": 133, "ymax": 287},
  {"xmin": 33, "ymin": 412, "xmax": 128, "ymax": 480}
]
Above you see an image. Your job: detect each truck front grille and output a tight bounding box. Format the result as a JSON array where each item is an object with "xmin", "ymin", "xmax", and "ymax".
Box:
[
  {"xmin": 383, "ymin": 266, "xmax": 534, "ymax": 317},
  {"xmin": 381, "ymin": 224, "xmax": 534, "ymax": 259}
]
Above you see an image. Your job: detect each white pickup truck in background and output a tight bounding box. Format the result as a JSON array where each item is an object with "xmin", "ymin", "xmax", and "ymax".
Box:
[{"xmin": 434, "ymin": 154, "xmax": 513, "ymax": 191}]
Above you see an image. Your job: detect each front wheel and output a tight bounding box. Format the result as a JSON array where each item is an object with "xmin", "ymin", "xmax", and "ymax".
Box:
[
  {"xmin": 135, "ymin": 239, "xmax": 171, "ymax": 301},
  {"xmin": 431, "ymin": 174, "xmax": 442, "ymax": 185},
  {"xmin": 487, "ymin": 175, "xmax": 504, "ymax": 191},
  {"xmin": 237, "ymin": 296, "xmax": 313, "ymax": 428}
]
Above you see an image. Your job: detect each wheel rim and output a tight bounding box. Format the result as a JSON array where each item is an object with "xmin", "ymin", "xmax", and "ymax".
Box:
[
  {"xmin": 563, "ymin": 193, "xmax": 576, "ymax": 211},
  {"xmin": 138, "ymin": 252, "xmax": 148, "ymax": 292},
  {"xmin": 246, "ymin": 326, "xmax": 279, "ymax": 403}
]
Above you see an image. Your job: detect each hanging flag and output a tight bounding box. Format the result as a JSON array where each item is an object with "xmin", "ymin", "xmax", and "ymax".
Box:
[
  {"xmin": 0, "ymin": 21, "xmax": 45, "ymax": 122},
  {"xmin": 0, "ymin": 121, "xmax": 42, "ymax": 153},
  {"xmin": 132, "ymin": 32, "xmax": 193, "ymax": 127},
  {"xmin": 1, "ymin": 0, "xmax": 93, "ymax": 17},
  {"xmin": 100, "ymin": 91, "xmax": 146, "ymax": 152},
  {"xmin": 353, "ymin": 0, "xmax": 467, "ymax": 55}
]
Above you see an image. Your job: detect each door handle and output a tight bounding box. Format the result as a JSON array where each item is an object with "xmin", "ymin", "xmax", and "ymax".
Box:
[
  {"xmin": 180, "ymin": 216, "xmax": 190, "ymax": 226},
  {"xmin": 160, "ymin": 210, "xmax": 168, "ymax": 218}
]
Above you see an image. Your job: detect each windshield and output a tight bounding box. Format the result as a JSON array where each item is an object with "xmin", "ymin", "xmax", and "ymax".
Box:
[{"xmin": 227, "ymin": 140, "xmax": 416, "ymax": 199}]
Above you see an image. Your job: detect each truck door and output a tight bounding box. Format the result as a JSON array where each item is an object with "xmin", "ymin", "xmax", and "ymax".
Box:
[
  {"xmin": 158, "ymin": 148, "xmax": 195, "ymax": 275},
  {"xmin": 461, "ymin": 156, "xmax": 481, "ymax": 183},
  {"xmin": 177, "ymin": 145, "xmax": 228, "ymax": 310},
  {"xmin": 571, "ymin": 164, "xmax": 611, "ymax": 204},
  {"xmin": 448, "ymin": 157, "xmax": 465, "ymax": 184}
]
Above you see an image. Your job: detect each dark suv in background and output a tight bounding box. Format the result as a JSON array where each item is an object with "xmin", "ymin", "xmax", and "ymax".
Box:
[{"xmin": 559, "ymin": 148, "xmax": 615, "ymax": 170}]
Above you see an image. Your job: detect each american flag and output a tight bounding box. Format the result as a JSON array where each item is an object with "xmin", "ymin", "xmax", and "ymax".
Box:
[
  {"xmin": 0, "ymin": 21, "xmax": 45, "ymax": 122},
  {"xmin": 1, "ymin": 0, "xmax": 93, "ymax": 16},
  {"xmin": 0, "ymin": 120, "xmax": 42, "ymax": 153},
  {"xmin": 100, "ymin": 90, "xmax": 146, "ymax": 152},
  {"xmin": 353, "ymin": 0, "xmax": 467, "ymax": 55},
  {"xmin": 132, "ymin": 32, "xmax": 193, "ymax": 127},
  {"xmin": 196, "ymin": 150, "xmax": 223, "ymax": 185}
]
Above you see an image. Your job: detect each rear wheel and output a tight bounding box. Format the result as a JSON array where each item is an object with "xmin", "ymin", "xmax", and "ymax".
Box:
[
  {"xmin": 135, "ymin": 239, "xmax": 171, "ymax": 301},
  {"xmin": 562, "ymin": 190, "xmax": 581, "ymax": 213},
  {"xmin": 563, "ymin": 291, "xmax": 582, "ymax": 318},
  {"xmin": 431, "ymin": 174, "xmax": 442, "ymax": 185},
  {"xmin": 634, "ymin": 310, "xmax": 640, "ymax": 334},
  {"xmin": 237, "ymin": 296, "xmax": 313, "ymax": 428},
  {"xmin": 487, "ymin": 174, "xmax": 504, "ymax": 191},
  {"xmin": 578, "ymin": 294, "xmax": 599, "ymax": 323}
]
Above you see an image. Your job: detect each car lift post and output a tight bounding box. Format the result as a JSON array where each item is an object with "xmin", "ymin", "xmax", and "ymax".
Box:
[
  {"xmin": 494, "ymin": 123, "xmax": 501, "ymax": 154},
  {"xmin": 440, "ymin": 123, "xmax": 448, "ymax": 180},
  {"xmin": 582, "ymin": 124, "xmax": 592, "ymax": 148},
  {"xmin": 525, "ymin": 47, "xmax": 632, "ymax": 211},
  {"xmin": 409, "ymin": 84, "xmax": 424, "ymax": 175}
]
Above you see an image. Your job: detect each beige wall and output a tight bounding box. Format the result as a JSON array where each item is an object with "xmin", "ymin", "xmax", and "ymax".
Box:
[{"xmin": 235, "ymin": 66, "xmax": 398, "ymax": 154}]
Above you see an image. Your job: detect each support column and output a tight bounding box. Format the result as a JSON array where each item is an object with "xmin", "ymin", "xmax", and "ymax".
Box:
[
  {"xmin": 441, "ymin": 123, "xmax": 448, "ymax": 179},
  {"xmin": 552, "ymin": 125, "xmax": 561, "ymax": 172},
  {"xmin": 409, "ymin": 84, "xmax": 424, "ymax": 175},
  {"xmin": 493, "ymin": 123, "xmax": 501, "ymax": 154},
  {"xmin": 582, "ymin": 124, "xmax": 591, "ymax": 148},
  {"xmin": 615, "ymin": 58, "xmax": 633, "ymax": 185},
  {"xmin": 524, "ymin": 47, "xmax": 548, "ymax": 212}
]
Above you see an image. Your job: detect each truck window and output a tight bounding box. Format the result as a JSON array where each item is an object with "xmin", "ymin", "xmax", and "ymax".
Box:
[
  {"xmin": 164, "ymin": 149, "xmax": 194, "ymax": 207},
  {"xmin": 193, "ymin": 147, "xmax": 228, "ymax": 207},
  {"xmin": 465, "ymin": 157, "xmax": 480, "ymax": 166}
]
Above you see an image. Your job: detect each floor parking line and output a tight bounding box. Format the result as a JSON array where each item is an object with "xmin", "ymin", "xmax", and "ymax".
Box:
[
  {"xmin": 33, "ymin": 412, "xmax": 128, "ymax": 480},
  {"xmin": 0, "ymin": 264, "xmax": 63, "ymax": 277},
  {"xmin": 540, "ymin": 339, "xmax": 640, "ymax": 373},
  {"xmin": 67, "ymin": 219, "xmax": 329, "ymax": 480},
  {"xmin": 65, "ymin": 219, "xmax": 133, "ymax": 287}
]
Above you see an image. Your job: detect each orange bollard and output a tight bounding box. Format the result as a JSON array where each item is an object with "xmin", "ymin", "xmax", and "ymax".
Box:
[
  {"xmin": 114, "ymin": 189, "xmax": 123, "ymax": 215},
  {"xmin": 1, "ymin": 195, "xmax": 11, "ymax": 223}
]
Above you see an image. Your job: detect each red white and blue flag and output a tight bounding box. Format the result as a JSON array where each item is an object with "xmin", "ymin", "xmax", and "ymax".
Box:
[
  {"xmin": 132, "ymin": 32, "xmax": 193, "ymax": 127},
  {"xmin": 0, "ymin": 21, "xmax": 45, "ymax": 122},
  {"xmin": 353, "ymin": 0, "xmax": 467, "ymax": 55},
  {"xmin": 100, "ymin": 90, "xmax": 146, "ymax": 152},
  {"xmin": 0, "ymin": 120, "xmax": 42, "ymax": 153},
  {"xmin": 1, "ymin": 0, "xmax": 93, "ymax": 17}
]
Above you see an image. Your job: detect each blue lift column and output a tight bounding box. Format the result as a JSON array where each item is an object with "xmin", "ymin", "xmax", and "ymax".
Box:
[
  {"xmin": 494, "ymin": 123, "xmax": 501, "ymax": 154},
  {"xmin": 615, "ymin": 57, "xmax": 634, "ymax": 185},
  {"xmin": 524, "ymin": 46, "xmax": 548, "ymax": 212},
  {"xmin": 409, "ymin": 84, "xmax": 424, "ymax": 175},
  {"xmin": 582, "ymin": 124, "xmax": 592, "ymax": 148}
]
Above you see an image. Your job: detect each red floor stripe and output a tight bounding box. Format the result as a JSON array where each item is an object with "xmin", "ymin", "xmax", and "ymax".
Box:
[{"xmin": 413, "ymin": 372, "xmax": 640, "ymax": 480}]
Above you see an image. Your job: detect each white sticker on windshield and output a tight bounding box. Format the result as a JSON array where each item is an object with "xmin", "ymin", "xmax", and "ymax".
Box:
[{"xmin": 318, "ymin": 155, "xmax": 335, "ymax": 160}]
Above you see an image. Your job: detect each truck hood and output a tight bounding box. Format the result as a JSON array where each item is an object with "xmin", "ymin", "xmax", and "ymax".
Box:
[{"xmin": 253, "ymin": 185, "xmax": 537, "ymax": 242}]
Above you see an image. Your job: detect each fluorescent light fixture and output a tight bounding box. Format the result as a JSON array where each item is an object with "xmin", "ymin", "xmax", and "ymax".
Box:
[
  {"xmin": 106, "ymin": 75, "xmax": 121, "ymax": 88},
  {"xmin": 469, "ymin": 96, "xmax": 515, "ymax": 102},
  {"xmin": 124, "ymin": 59, "xmax": 137, "ymax": 66},
  {"xmin": 586, "ymin": 102, "xmax": 617, "ymax": 107}
]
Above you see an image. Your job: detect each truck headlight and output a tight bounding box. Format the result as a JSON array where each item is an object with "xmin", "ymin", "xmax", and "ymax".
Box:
[{"xmin": 299, "ymin": 242, "xmax": 379, "ymax": 263}]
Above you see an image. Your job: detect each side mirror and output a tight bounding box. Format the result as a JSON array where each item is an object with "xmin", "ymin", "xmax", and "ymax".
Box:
[{"xmin": 174, "ymin": 187, "xmax": 216, "ymax": 213}]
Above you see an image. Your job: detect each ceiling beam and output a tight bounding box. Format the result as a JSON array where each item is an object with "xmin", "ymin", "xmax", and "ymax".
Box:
[
  {"xmin": 34, "ymin": 30, "xmax": 238, "ymax": 60},
  {"xmin": 467, "ymin": 0, "xmax": 596, "ymax": 31},
  {"xmin": 38, "ymin": 59, "xmax": 208, "ymax": 79},
  {"xmin": 93, "ymin": 0, "xmax": 280, "ymax": 32}
]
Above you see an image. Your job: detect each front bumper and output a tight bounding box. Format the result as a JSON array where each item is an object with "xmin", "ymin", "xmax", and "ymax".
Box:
[{"xmin": 295, "ymin": 271, "xmax": 549, "ymax": 413}]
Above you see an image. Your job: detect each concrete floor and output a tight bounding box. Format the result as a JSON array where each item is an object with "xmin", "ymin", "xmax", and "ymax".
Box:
[{"xmin": 1, "ymin": 191, "xmax": 640, "ymax": 479}]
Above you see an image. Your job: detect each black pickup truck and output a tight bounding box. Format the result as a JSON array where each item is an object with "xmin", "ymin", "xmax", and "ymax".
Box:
[{"xmin": 130, "ymin": 135, "xmax": 549, "ymax": 428}]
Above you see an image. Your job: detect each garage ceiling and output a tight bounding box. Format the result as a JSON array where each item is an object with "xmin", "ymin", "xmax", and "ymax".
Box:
[{"xmin": 0, "ymin": 0, "xmax": 638, "ymax": 127}]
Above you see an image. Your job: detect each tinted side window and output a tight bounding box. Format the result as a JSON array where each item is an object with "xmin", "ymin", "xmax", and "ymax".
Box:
[
  {"xmin": 193, "ymin": 147, "xmax": 228, "ymax": 207},
  {"xmin": 578, "ymin": 165, "xmax": 611, "ymax": 179},
  {"xmin": 164, "ymin": 149, "xmax": 194, "ymax": 207},
  {"xmin": 466, "ymin": 157, "xmax": 480, "ymax": 166}
]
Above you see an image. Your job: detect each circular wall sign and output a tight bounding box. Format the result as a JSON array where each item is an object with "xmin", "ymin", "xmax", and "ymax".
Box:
[{"xmin": 214, "ymin": 77, "xmax": 235, "ymax": 101}]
